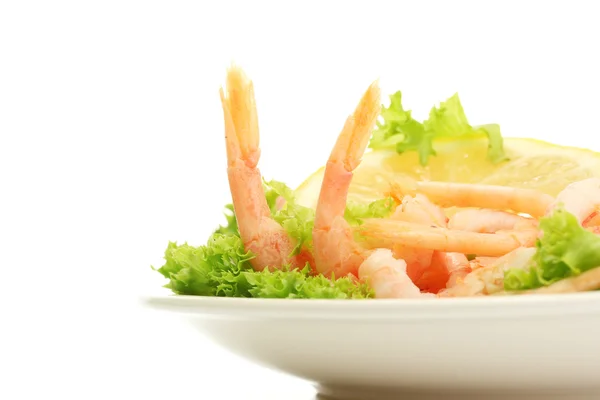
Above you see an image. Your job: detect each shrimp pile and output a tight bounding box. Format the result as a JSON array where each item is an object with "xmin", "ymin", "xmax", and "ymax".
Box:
[{"xmin": 219, "ymin": 65, "xmax": 600, "ymax": 299}]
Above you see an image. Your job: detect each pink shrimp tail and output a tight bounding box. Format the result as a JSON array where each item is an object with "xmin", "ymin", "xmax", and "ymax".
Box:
[{"xmin": 313, "ymin": 81, "xmax": 381, "ymax": 278}]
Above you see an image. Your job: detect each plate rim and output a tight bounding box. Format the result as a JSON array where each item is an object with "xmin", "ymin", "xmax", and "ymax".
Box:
[{"xmin": 141, "ymin": 291, "xmax": 600, "ymax": 321}]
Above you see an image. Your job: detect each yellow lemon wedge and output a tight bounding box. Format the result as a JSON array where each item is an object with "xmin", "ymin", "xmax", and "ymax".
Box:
[{"xmin": 294, "ymin": 137, "xmax": 600, "ymax": 209}]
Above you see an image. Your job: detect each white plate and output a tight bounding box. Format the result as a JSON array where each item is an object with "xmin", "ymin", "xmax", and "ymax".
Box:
[{"xmin": 145, "ymin": 293, "xmax": 600, "ymax": 399}]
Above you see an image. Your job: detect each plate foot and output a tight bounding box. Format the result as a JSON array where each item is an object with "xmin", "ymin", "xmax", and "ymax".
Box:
[{"xmin": 316, "ymin": 384, "xmax": 600, "ymax": 400}]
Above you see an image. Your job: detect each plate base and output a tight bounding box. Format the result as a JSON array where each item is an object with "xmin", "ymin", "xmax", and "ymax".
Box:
[{"xmin": 316, "ymin": 384, "xmax": 600, "ymax": 400}]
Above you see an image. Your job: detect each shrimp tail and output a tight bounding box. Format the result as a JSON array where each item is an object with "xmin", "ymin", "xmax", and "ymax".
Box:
[
  {"xmin": 313, "ymin": 82, "xmax": 381, "ymax": 277},
  {"xmin": 220, "ymin": 65, "xmax": 304, "ymax": 271}
]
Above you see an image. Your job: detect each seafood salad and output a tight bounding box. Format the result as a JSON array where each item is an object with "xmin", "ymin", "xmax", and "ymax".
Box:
[{"xmin": 154, "ymin": 65, "xmax": 600, "ymax": 299}]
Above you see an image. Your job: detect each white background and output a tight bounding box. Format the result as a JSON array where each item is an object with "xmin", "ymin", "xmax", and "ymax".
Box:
[{"xmin": 1, "ymin": 1, "xmax": 599, "ymax": 399}]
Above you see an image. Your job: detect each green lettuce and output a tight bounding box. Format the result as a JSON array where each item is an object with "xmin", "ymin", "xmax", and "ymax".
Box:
[
  {"xmin": 369, "ymin": 91, "xmax": 507, "ymax": 166},
  {"xmin": 504, "ymin": 208, "xmax": 600, "ymax": 291},
  {"xmin": 154, "ymin": 236, "xmax": 254, "ymax": 297},
  {"xmin": 263, "ymin": 179, "xmax": 315, "ymax": 255},
  {"xmin": 369, "ymin": 91, "xmax": 426, "ymax": 152},
  {"xmin": 214, "ymin": 204, "xmax": 238, "ymax": 236},
  {"xmin": 344, "ymin": 197, "xmax": 395, "ymax": 226},
  {"xmin": 154, "ymin": 240, "xmax": 373, "ymax": 298},
  {"xmin": 245, "ymin": 265, "xmax": 373, "ymax": 299}
]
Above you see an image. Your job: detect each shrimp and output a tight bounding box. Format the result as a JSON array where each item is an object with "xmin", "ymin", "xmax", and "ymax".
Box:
[
  {"xmin": 440, "ymin": 247, "xmax": 537, "ymax": 297},
  {"xmin": 358, "ymin": 218, "xmax": 537, "ymax": 257},
  {"xmin": 406, "ymin": 251, "xmax": 471, "ymax": 292},
  {"xmin": 358, "ymin": 249, "xmax": 434, "ymax": 298},
  {"xmin": 445, "ymin": 208, "xmax": 538, "ymax": 283},
  {"xmin": 440, "ymin": 252, "xmax": 471, "ymax": 288},
  {"xmin": 358, "ymin": 248, "xmax": 466, "ymax": 298},
  {"xmin": 438, "ymin": 179, "xmax": 600, "ymax": 296},
  {"xmin": 392, "ymin": 194, "xmax": 447, "ymax": 227},
  {"xmin": 309, "ymin": 82, "xmax": 438, "ymax": 298},
  {"xmin": 448, "ymin": 209, "xmax": 537, "ymax": 233},
  {"xmin": 584, "ymin": 212, "xmax": 600, "ymax": 229},
  {"xmin": 390, "ymin": 194, "xmax": 442, "ymax": 289},
  {"xmin": 390, "ymin": 193, "xmax": 467, "ymax": 292},
  {"xmin": 469, "ymin": 256, "xmax": 498, "ymax": 270},
  {"xmin": 390, "ymin": 181, "xmax": 554, "ymax": 218},
  {"xmin": 312, "ymin": 81, "xmax": 381, "ymax": 278},
  {"xmin": 219, "ymin": 65, "xmax": 311, "ymax": 271},
  {"xmin": 549, "ymin": 177, "xmax": 600, "ymax": 224}
]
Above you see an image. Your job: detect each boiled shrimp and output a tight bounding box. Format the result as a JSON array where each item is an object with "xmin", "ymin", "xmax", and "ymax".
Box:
[
  {"xmin": 440, "ymin": 247, "xmax": 537, "ymax": 297},
  {"xmin": 391, "ymin": 193, "xmax": 469, "ymax": 292},
  {"xmin": 358, "ymin": 218, "xmax": 537, "ymax": 257},
  {"xmin": 308, "ymin": 80, "xmax": 447, "ymax": 296},
  {"xmin": 448, "ymin": 209, "xmax": 537, "ymax": 233},
  {"xmin": 358, "ymin": 249, "xmax": 434, "ymax": 298},
  {"xmin": 549, "ymin": 177, "xmax": 600, "ymax": 225},
  {"xmin": 312, "ymin": 81, "xmax": 381, "ymax": 278},
  {"xmin": 307, "ymin": 81, "xmax": 437, "ymax": 297},
  {"xmin": 358, "ymin": 248, "xmax": 467, "ymax": 298},
  {"xmin": 392, "ymin": 193, "xmax": 447, "ymax": 227},
  {"xmin": 468, "ymin": 256, "xmax": 499, "ymax": 270},
  {"xmin": 389, "ymin": 181, "xmax": 554, "ymax": 218},
  {"xmin": 391, "ymin": 194, "xmax": 441, "ymax": 290},
  {"xmin": 440, "ymin": 252, "xmax": 471, "ymax": 288},
  {"xmin": 220, "ymin": 65, "xmax": 312, "ymax": 271},
  {"xmin": 439, "ymin": 179, "xmax": 600, "ymax": 296},
  {"xmin": 446, "ymin": 208, "xmax": 537, "ymax": 283}
]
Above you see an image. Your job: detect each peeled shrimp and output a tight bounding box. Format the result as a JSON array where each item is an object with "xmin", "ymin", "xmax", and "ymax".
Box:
[
  {"xmin": 448, "ymin": 209, "xmax": 537, "ymax": 233},
  {"xmin": 358, "ymin": 218, "xmax": 537, "ymax": 257},
  {"xmin": 446, "ymin": 208, "xmax": 538, "ymax": 284},
  {"xmin": 392, "ymin": 194, "xmax": 448, "ymax": 227},
  {"xmin": 584, "ymin": 213, "xmax": 600, "ymax": 229},
  {"xmin": 440, "ymin": 247, "xmax": 537, "ymax": 297},
  {"xmin": 390, "ymin": 181, "xmax": 554, "ymax": 218},
  {"xmin": 391, "ymin": 194, "xmax": 441, "ymax": 290},
  {"xmin": 549, "ymin": 177, "xmax": 600, "ymax": 224},
  {"xmin": 469, "ymin": 256, "xmax": 498, "ymax": 270},
  {"xmin": 440, "ymin": 179, "xmax": 600, "ymax": 296},
  {"xmin": 358, "ymin": 249, "xmax": 434, "ymax": 298},
  {"xmin": 312, "ymin": 81, "xmax": 381, "ymax": 278},
  {"xmin": 220, "ymin": 66, "xmax": 312, "ymax": 271},
  {"xmin": 391, "ymin": 193, "xmax": 469, "ymax": 292},
  {"xmin": 440, "ymin": 252, "xmax": 471, "ymax": 288},
  {"xmin": 358, "ymin": 248, "xmax": 466, "ymax": 298}
]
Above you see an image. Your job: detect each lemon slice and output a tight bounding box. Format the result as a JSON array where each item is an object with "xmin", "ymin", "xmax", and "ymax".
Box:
[{"xmin": 294, "ymin": 137, "xmax": 600, "ymax": 209}]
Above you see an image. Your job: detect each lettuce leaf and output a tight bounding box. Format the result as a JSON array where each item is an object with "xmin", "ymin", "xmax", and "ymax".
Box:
[
  {"xmin": 154, "ymin": 235, "xmax": 255, "ymax": 297},
  {"xmin": 369, "ymin": 92, "xmax": 429, "ymax": 162},
  {"xmin": 345, "ymin": 197, "xmax": 395, "ymax": 226},
  {"xmin": 263, "ymin": 179, "xmax": 315, "ymax": 255},
  {"xmin": 244, "ymin": 265, "xmax": 373, "ymax": 299},
  {"xmin": 369, "ymin": 91, "xmax": 507, "ymax": 166},
  {"xmin": 475, "ymin": 123, "xmax": 506, "ymax": 165},
  {"xmin": 214, "ymin": 204, "xmax": 238, "ymax": 236},
  {"xmin": 154, "ymin": 240, "xmax": 373, "ymax": 298},
  {"xmin": 504, "ymin": 208, "xmax": 600, "ymax": 291}
]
